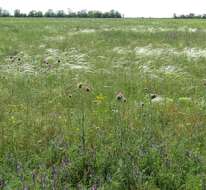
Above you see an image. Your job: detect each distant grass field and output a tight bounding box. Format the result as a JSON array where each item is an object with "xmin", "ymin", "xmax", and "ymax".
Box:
[{"xmin": 1, "ymin": 18, "xmax": 206, "ymax": 189}]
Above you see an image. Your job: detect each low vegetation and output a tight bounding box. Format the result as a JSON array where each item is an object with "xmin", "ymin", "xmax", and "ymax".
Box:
[{"xmin": 1, "ymin": 18, "xmax": 206, "ymax": 189}]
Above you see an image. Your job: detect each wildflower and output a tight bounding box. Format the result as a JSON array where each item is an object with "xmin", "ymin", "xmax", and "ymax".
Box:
[
  {"xmin": 84, "ymin": 86, "xmax": 91, "ymax": 92},
  {"xmin": 95, "ymin": 95, "xmax": 106, "ymax": 104},
  {"xmin": 77, "ymin": 82, "xmax": 91, "ymax": 92},
  {"xmin": 77, "ymin": 83, "xmax": 83, "ymax": 89},
  {"xmin": 43, "ymin": 58, "xmax": 49, "ymax": 65},
  {"xmin": 91, "ymin": 184, "xmax": 97, "ymax": 190},
  {"xmin": 150, "ymin": 94, "xmax": 157, "ymax": 100},
  {"xmin": 141, "ymin": 102, "xmax": 144, "ymax": 107},
  {"xmin": 116, "ymin": 92, "xmax": 127, "ymax": 102},
  {"xmin": 116, "ymin": 92, "xmax": 124, "ymax": 100},
  {"xmin": 96, "ymin": 95, "xmax": 105, "ymax": 102}
]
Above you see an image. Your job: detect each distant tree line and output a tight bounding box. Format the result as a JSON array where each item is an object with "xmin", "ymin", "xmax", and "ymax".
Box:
[
  {"xmin": 0, "ymin": 8, "xmax": 122, "ymax": 18},
  {"xmin": 0, "ymin": 8, "xmax": 10, "ymax": 17},
  {"xmin": 173, "ymin": 13, "xmax": 206, "ymax": 19}
]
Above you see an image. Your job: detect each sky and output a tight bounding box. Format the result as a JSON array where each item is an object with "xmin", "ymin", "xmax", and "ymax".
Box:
[{"xmin": 1, "ymin": 0, "xmax": 206, "ymax": 18}]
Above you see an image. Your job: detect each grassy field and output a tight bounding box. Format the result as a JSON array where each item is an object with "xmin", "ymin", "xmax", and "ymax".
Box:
[{"xmin": 1, "ymin": 18, "xmax": 206, "ymax": 189}]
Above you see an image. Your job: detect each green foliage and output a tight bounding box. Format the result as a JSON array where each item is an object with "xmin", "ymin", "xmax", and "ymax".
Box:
[{"xmin": 0, "ymin": 18, "xmax": 206, "ymax": 189}]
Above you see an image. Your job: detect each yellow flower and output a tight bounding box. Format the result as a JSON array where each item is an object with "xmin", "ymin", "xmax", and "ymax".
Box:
[{"xmin": 96, "ymin": 95, "xmax": 106, "ymax": 102}]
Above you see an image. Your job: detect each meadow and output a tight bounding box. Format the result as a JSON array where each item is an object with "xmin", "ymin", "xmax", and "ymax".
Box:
[{"xmin": 1, "ymin": 18, "xmax": 206, "ymax": 189}]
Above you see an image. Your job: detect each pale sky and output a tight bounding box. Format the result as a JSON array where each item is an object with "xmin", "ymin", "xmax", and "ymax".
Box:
[{"xmin": 1, "ymin": 0, "xmax": 206, "ymax": 18}]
